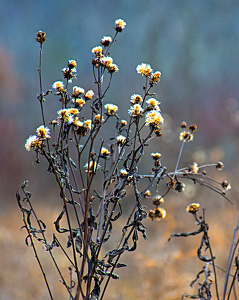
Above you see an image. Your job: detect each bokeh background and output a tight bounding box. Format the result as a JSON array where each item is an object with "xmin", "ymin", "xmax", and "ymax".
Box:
[{"xmin": 1, "ymin": 0, "xmax": 239, "ymax": 299}]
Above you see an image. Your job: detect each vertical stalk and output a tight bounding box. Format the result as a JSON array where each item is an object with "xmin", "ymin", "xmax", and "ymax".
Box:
[
  {"xmin": 173, "ymin": 140, "xmax": 185, "ymax": 178},
  {"xmin": 38, "ymin": 43, "xmax": 46, "ymax": 127},
  {"xmin": 22, "ymin": 211, "xmax": 54, "ymax": 300}
]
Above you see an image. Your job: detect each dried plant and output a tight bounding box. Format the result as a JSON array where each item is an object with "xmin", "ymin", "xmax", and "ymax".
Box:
[{"xmin": 16, "ymin": 20, "xmax": 237, "ymax": 300}]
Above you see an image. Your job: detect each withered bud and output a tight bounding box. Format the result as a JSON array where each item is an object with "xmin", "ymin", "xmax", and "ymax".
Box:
[
  {"xmin": 90, "ymin": 151, "xmax": 96, "ymax": 158},
  {"xmin": 152, "ymin": 195, "xmax": 164, "ymax": 206},
  {"xmin": 181, "ymin": 121, "xmax": 187, "ymax": 128},
  {"xmin": 144, "ymin": 190, "xmax": 151, "ymax": 198},
  {"xmin": 166, "ymin": 179, "xmax": 176, "ymax": 189},
  {"xmin": 36, "ymin": 31, "xmax": 46, "ymax": 44},
  {"xmin": 92, "ymin": 59, "xmax": 98, "ymax": 66},
  {"xmin": 120, "ymin": 120, "xmax": 127, "ymax": 127},
  {"xmin": 175, "ymin": 181, "xmax": 185, "ymax": 193},
  {"xmin": 188, "ymin": 124, "xmax": 197, "ymax": 133},
  {"xmin": 148, "ymin": 208, "xmax": 166, "ymax": 220},
  {"xmin": 216, "ymin": 161, "xmax": 224, "ymax": 170},
  {"xmin": 154, "ymin": 129, "xmax": 162, "ymax": 137},
  {"xmin": 222, "ymin": 180, "xmax": 231, "ymax": 191},
  {"xmin": 127, "ymin": 175, "xmax": 133, "ymax": 182},
  {"xmin": 49, "ymin": 119, "xmax": 59, "ymax": 125}
]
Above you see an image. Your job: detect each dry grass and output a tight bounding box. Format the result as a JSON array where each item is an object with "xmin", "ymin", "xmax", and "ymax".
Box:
[{"xmin": 1, "ymin": 197, "xmax": 238, "ymax": 300}]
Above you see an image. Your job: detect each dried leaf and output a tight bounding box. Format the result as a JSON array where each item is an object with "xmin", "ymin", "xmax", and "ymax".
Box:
[{"xmin": 54, "ymin": 208, "xmax": 69, "ymax": 233}]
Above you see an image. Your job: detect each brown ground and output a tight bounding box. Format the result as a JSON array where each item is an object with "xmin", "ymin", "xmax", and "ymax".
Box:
[{"xmin": 1, "ymin": 192, "xmax": 238, "ymax": 300}]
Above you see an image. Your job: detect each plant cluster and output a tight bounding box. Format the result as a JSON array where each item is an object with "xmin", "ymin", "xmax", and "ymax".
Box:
[{"xmin": 17, "ymin": 19, "xmax": 237, "ymax": 300}]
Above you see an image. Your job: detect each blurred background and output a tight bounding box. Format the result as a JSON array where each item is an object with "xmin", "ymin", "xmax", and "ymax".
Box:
[{"xmin": 1, "ymin": 0, "xmax": 239, "ymax": 299}]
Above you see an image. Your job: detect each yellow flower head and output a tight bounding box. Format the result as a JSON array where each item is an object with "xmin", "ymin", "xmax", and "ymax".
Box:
[
  {"xmin": 114, "ymin": 19, "xmax": 126, "ymax": 32},
  {"xmin": 104, "ymin": 103, "xmax": 118, "ymax": 115},
  {"xmin": 130, "ymin": 94, "xmax": 142, "ymax": 104},
  {"xmin": 52, "ymin": 81, "xmax": 64, "ymax": 92},
  {"xmin": 120, "ymin": 119, "xmax": 127, "ymax": 127},
  {"xmin": 116, "ymin": 135, "xmax": 126, "ymax": 145},
  {"xmin": 148, "ymin": 207, "xmax": 166, "ymax": 220},
  {"xmin": 84, "ymin": 161, "xmax": 100, "ymax": 173},
  {"xmin": 76, "ymin": 120, "xmax": 91, "ymax": 136},
  {"xmin": 84, "ymin": 119, "xmax": 92, "ymax": 130},
  {"xmin": 149, "ymin": 71, "xmax": 161, "ymax": 84},
  {"xmin": 94, "ymin": 114, "xmax": 104, "ymax": 125},
  {"xmin": 144, "ymin": 190, "xmax": 151, "ymax": 198},
  {"xmin": 92, "ymin": 46, "xmax": 103, "ymax": 57},
  {"xmin": 74, "ymin": 98, "xmax": 85, "ymax": 108},
  {"xmin": 36, "ymin": 125, "xmax": 50, "ymax": 139},
  {"xmin": 145, "ymin": 110, "xmax": 164, "ymax": 129},
  {"xmin": 146, "ymin": 98, "xmax": 161, "ymax": 110},
  {"xmin": 188, "ymin": 124, "xmax": 197, "ymax": 133},
  {"xmin": 190, "ymin": 162, "xmax": 198, "ymax": 174},
  {"xmin": 101, "ymin": 36, "xmax": 112, "ymax": 47},
  {"xmin": 108, "ymin": 63, "xmax": 119, "ymax": 73},
  {"xmin": 58, "ymin": 109, "xmax": 69, "ymax": 121},
  {"xmin": 127, "ymin": 175, "xmax": 133, "ymax": 183},
  {"xmin": 68, "ymin": 108, "xmax": 79, "ymax": 115},
  {"xmin": 73, "ymin": 119, "xmax": 84, "ymax": 128},
  {"xmin": 68, "ymin": 59, "xmax": 77, "ymax": 69},
  {"xmin": 62, "ymin": 67, "xmax": 76, "ymax": 83},
  {"xmin": 72, "ymin": 86, "xmax": 85, "ymax": 97},
  {"xmin": 25, "ymin": 135, "xmax": 41, "ymax": 151},
  {"xmin": 101, "ymin": 56, "xmax": 113, "ymax": 67},
  {"xmin": 128, "ymin": 104, "xmax": 143, "ymax": 117},
  {"xmin": 136, "ymin": 63, "xmax": 153, "ymax": 77},
  {"xmin": 156, "ymin": 208, "xmax": 166, "ymax": 219},
  {"xmin": 84, "ymin": 90, "xmax": 94, "ymax": 100},
  {"xmin": 186, "ymin": 203, "xmax": 200, "ymax": 213},
  {"xmin": 151, "ymin": 152, "xmax": 161, "ymax": 160},
  {"xmin": 101, "ymin": 147, "xmax": 110, "ymax": 157},
  {"xmin": 179, "ymin": 131, "xmax": 194, "ymax": 142},
  {"xmin": 119, "ymin": 169, "xmax": 128, "ymax": 178}
]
